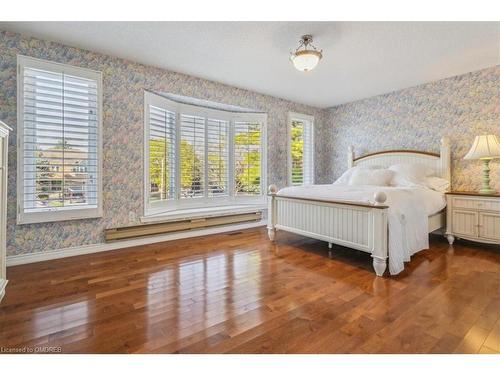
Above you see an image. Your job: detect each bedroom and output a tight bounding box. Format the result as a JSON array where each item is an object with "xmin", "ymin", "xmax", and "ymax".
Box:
[{"xmin": 0, "ymin": 0, "xmax": 499, "ymax": 370}]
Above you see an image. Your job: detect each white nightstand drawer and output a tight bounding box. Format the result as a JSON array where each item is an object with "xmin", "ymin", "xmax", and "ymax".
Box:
[
  {"xmin": 451, "ymin": 197, "xmax": 500, "ymax": 212},
  {"xmin": 476, "ymin": 199, "xmax": 500, "ymax": 212},
  {"xmin": 451, "ymin": 197, "xmax": 480, "ymax": 210}
]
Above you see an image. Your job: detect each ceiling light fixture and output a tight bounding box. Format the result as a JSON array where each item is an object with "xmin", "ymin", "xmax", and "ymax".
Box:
[{"xmin": 290, "ymin": 35, "xmax": 323, "ymax": 72}]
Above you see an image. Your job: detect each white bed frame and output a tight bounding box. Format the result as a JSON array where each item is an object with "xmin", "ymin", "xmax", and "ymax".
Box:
[{"xmin": 267, "ymin": 138, "xmax": 451, "ymax": 276}]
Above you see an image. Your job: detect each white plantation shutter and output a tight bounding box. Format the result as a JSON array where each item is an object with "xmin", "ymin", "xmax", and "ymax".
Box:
[
  {"xmin": 207, "ymin": 119, "xmax": 229, "ymax": 197},
  {"xmin": 302, "ymin": 120, "xmax": 314, "ymax": 184},
  {"xmin": 234, "ymin": 121, "xmax": 262, "ymax": 196},
  {"xmin": 180, "ymin": 114, "xmax": 205, "ymax": 198},
  {"xmin": 290, "ymin": 116, "xmax": 314, "ymax": 186},
  {"xmin": 18, "ymin": 56, "xmax": 102, "ymax": 224},
  {"xmin": 148, "ymin": 105, "xmax": 176, "ymax": 201}
]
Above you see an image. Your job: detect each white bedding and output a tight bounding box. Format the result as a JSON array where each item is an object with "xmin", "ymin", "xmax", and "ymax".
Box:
[{"xmin": 276, "ymin": 184, "xmax": 446, "ymax": 275}]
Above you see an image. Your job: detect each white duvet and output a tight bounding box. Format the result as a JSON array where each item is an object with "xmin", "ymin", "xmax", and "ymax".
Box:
[{"xmin": 276, "ymin": 184, "xmax": 446, "ymax": 275}]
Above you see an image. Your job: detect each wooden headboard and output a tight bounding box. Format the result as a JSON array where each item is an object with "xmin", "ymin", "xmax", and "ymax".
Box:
[{"xmin": 348, "ymin": 137, "xmax": 451, "ymax": 182}]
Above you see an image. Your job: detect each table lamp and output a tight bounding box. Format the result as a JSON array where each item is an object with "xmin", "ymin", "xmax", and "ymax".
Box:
[{"xmin": 464, "ymin": 135, "xmax": 500, "ymax": 194}]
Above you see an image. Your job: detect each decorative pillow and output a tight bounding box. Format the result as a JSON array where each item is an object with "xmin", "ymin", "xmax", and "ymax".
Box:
[
  {"xmin": 333, "ymin": 165, "xmax": 382, "ymax": 185},
  {"xmin": 424, "ymin": 177, "xmax": 450, "ymax": 193},
  {"xmin": 348, "ymin": 168, "xmax": 395, "ymax": 186},
  {"xmin": 389, "ymin": 163, "xmax": 433, "ymax": 185}
]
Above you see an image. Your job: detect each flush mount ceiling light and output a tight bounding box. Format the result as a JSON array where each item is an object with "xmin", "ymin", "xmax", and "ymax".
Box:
[{"xmin": 290, "ymin": 35, "xmax": 323, "ymax": 72}]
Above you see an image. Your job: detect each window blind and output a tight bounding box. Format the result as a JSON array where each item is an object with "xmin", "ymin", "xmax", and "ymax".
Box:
[
  {"xmin": 234, "ymin": 121, "xmax": 262, "ymax": 196},
  {"xmin": 148, "ymin": 105, "xmax": 176, "ymax": 201},
  {"xmin": 22, "ymin": 66, "xmax": 99, "ymax": 212},
  {"xmin": 290, "ymin": 119, "xmax": 313, "ymax": 186},
  {"xmin": 207, "ymin": 118, "xmax": 229, "ymax": 197},
  {"xmin": 180, "ymin": 114, "xmax": 205, "ymax": 198}
]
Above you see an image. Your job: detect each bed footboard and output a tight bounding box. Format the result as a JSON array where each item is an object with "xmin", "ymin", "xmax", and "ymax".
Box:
[{"xmin": 267, "ymin": 185, "xmax": 389, "ymax": 276}]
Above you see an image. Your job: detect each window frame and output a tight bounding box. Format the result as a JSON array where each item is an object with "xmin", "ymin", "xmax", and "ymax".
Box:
[
  {"xmin": 143, "ymin": 91, "xmax": 267, "ymax": 217},
  {"xmin": 287, "ymin": 112, "xmax": 315, "ymax": 186},
  {"xmin": 16, "ymin": 55, "xmax": 103, "ymax": 225}
]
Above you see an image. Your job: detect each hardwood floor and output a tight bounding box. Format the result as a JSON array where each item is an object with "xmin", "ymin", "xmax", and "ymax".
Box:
[{"xmin": 0, "ymin": 227, "xmax": 499, "ymax": 354}]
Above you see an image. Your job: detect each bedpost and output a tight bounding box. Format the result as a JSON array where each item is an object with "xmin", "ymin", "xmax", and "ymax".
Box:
[
  {"xmin": 371, "ymin": 192, "xmax": 388, "ymax": 276},
  {"xmin": 440, "ymin": 137, "xmax": 451, "ymax": 186},
  {"xmin": 371, "ymin": 209, "xmax": 388, "ymax": 276},
  {"xmin": 267, "ymin": 185, "xmax": 278, "ymax": 241},
  {"xmin": 347, "ymin": 146, "xmax": 354, "ymax": 169},
  {"xmin": 373, "ymin": 192, "xmax": 387, "ymax": 206}
]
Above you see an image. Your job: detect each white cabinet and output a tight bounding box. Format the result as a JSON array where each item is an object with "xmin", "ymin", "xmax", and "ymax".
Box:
[
  {"xmin": 446, "ymin": 192, "xmax": 500, "ymax": 245},
  {"xmin": 451, "ymin": 209, "xmax": 478, "ymax": 238},
  {"xmin": 479, "ymin": 212, "xmax": 500, "ymax": 241},
  {"xmin": 0, "ymin": 121, "xmax": 10, "ymax": 303}
]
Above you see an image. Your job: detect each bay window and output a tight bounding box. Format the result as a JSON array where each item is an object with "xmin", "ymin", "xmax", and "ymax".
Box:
[{"xmin": 144, "ymin": 91, "xmax": 267, "ymax": 216}]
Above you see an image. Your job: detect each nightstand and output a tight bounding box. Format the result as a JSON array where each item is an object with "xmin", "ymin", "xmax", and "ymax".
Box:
[{"xmin": 445, "ymin": 191, "xmax": 500, "ymax": 245}]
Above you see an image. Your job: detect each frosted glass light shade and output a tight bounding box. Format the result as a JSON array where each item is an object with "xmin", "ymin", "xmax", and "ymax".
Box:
[
  {"xmin": 464, "ymin": 135, "xmax": 500, "ymax": 160},
  {"xmin": 291, "ymin": 50, "xmax": 322, "ymax": 72}
]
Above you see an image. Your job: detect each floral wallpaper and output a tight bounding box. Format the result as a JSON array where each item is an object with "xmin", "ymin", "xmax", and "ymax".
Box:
[
  {"xmin": 0, "ymin": 30, "xmax": 331, "ymax": 256},
  {"xmin": 1, "ymin": 28, "xmax": 497, "ymax": 258},
  {"xmin": 329, "ymin": 65, "xmax": 500, "ymax": 192}
]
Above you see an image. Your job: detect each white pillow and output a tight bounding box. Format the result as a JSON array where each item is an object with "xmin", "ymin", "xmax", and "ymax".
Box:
[
  {"xmin": 390, "ymin": 174, "xmax": 421, "ymax": 188},
  {"xmin": 389, "ymin": 163, "xmax": 432, "ymax": 185},
  {"xmin": 424, "ymin": 176, "xmax": 450, "ymax": 193},
  {"xmin": 333, "ymin": 165, "xmax": 382, "ymax": 185},
  {"xmin": 348, "ymin": 168, "xmax": 394, "ymax": 186}
]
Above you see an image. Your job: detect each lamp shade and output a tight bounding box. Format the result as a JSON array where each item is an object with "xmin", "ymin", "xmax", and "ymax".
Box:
[
  {"xmin": 291, "ymin": 50, "xmax": 322, "ymax": 72},
  {"xmin": 463, "ymin": 135, "xmax": 500, "ymax": 160}
]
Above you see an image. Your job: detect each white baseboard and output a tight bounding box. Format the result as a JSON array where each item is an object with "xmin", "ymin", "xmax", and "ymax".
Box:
[{"xmin": 7, "ymin": 220, "xmax": 267, "ymax": 267}]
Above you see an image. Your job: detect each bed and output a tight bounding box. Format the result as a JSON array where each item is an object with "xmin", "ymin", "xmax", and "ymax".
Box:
[{"xmin": 267, "ymin": 138, "xmax": 451, "ymax": 276}]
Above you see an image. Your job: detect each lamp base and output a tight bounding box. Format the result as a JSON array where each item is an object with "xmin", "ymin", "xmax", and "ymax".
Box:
[
  {"xmin": 478, "ymin": 188, "xmax": 496, "ymax": 195},
  {"xmin": 479, "ymin": 158, "xmax": 495, "ymax": 195}
]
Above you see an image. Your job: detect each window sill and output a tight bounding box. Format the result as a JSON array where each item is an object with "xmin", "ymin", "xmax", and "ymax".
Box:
[
  {"xmin": 17, "ymin": 206, "xmax": 103, "ymax": 225},
  {"xmin": 141, "ymin": 204, "xmax": 267, "ymax": 224}
]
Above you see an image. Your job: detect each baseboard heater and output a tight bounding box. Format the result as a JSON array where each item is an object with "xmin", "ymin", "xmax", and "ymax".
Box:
[{"xmin": 105, "ymin": 211, "xmax": 262, "ymax": 242}]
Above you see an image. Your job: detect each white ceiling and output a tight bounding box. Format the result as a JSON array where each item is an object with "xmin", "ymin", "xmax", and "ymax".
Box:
[{"xmin": 1, "ymin": 22, "xmax": 498, "ymax": 108}]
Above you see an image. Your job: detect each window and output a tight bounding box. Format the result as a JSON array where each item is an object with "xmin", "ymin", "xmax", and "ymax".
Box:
[
  {"xmin": 288, "ymin": 112, "xmax": 314, "ymax": 186},
  {"xmin": 144, "ymin": 92, "xmax": 267, "ymax": 216},
  {"xmin": 234, "ymin": 121, "xmax": 262, "ymax": 196},
  {"xmin": 148, "ymin": 105, "xmax": 176, "ymax": 201},
  {"xmin": 180, "ymin": 114, "xmax": 205, "ymax": 198},
  {"xmin": 207, "ymin": 118, "xmax": 229, "ymax": 197},
  {"xmin": 17, "ymin": 55, "xmax": 103, "ymax": 224}
]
